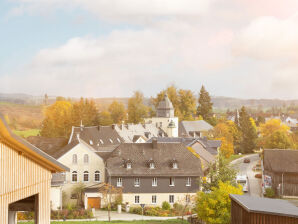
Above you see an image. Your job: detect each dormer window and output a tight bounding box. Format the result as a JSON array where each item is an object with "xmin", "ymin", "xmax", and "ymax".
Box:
[
  {"xmin": 89, "ymin": 140, "xmax": 93, "ymax": 145},
  {"xmin": 99, "ymin": 139, "xmax": 104, "ymax": 144},
  {"xmin": 127, "ymin": 163, "xmax": 132, "ymax": 169},
  {"xmin": 117, "ymin": 138, "xmax": 121, "ymax": 143},
  {"xmin": 150, "ymin": 162, "xmax": 155, "ymax": 169},
  {"xmin": 109, "ymin": 139, "xmax": 113, "ymax": 143},
  {"xmin": 172, "ymin": 162, "xmax": 178, "ymax": 169}
]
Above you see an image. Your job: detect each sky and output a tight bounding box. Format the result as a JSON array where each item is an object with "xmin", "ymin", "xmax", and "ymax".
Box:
[{"xmin": 1, "ymin": 0, "xmax": 298, "ymax": 99}]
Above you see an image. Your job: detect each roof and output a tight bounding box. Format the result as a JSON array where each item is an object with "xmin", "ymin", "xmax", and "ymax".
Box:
[
  {"xmin": 106, "ymin": 142, "xmax": 203, "ymax": 177},
  {"xmin": 157, "ymin": 94, "xmax": 174, "ymax": 110},
  {"xmin": 179, "ymin": 120, "xmax": 213, "ymax": 137},
  {"xmin": 0, "ymin": 114, "xmax": 69, "ymax": 172},
  {"xmin": 69, "ymin": 125, "xmax": 123, "ymax": 148},
  {"xmin": 230, "ymin": 194, "xmax": 298, "ymax": 218},
  {"xmin": 264, "ymin": 149, "xmax": 298, "ymax": 173}
]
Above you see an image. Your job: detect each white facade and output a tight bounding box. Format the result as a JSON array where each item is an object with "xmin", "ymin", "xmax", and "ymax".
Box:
[
  {"xmin": 51, "ymin": 186, "xmax": 62, "ymax": 210},
  {"xmin": 145, "ymin": 117, "xmax": 179, "ymax": 137}
]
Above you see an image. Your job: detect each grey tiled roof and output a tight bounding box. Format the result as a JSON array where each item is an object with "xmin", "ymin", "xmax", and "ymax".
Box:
[
  {"xmin": 106, "ymin": 142, "xmax": 203, "ymax": 177},
  {"xmin": 179, "ymin": 120, "xmax": 213, "ymax": 137},
  {"xmin": 264, "ymin": 149, "xmax": 298, "ymax": 173},
  {"xmin": 230, "ymin": 194, "xmax": 298, "ymax": 218}
]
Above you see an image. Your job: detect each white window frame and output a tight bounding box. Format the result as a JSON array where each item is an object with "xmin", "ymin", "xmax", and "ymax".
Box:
[
  {"xmin": 72, "ymin": 154, "xmax": 77, "ymax": 164},
  {"xmin": 83, "ymin": 171, "xmax": 89, "ymax": 182},
  {"xmin": 84, "ymin": 154, "xmax": 89, "ymax": 164},
  {"xmin": 152, "ymin": 195, "xmax": 157, "ymax": 204},
  {"xmin": 186, "ymin": 177, "xmax": 191, "ymax": 186},
  {"xmin": 94, "ymin": 171, "xmax": 101, "ymax": 182},
  {"xmin": 169, "ymin": 195, "xmax": 174, "ymax": 204},
  {"xmin": 169, "ymin": 177, "xmax": 175, "ymax": 186},
  {"xmin": 152, "ymin": 177, "xmax": 157, "ymax": 187},
  {"xmin": 72, "ymin": 171, "xmax": 78, "ymax": 183},
  {"xmin": 150, "ymin": 162, "xmax": 155, "ymax": 169},
  {"xmin": 127, "ymin": 163, "xmax": 132, "ymax": 169},
  {"xmin": 117, "ymin": 178, "xmax": 122, "ymax": 187},
  {"xmin": 134, "ymin": 178, "xmax": 140, "ymax": 187},
  {"xmin": 135, "ymin": 195, "xmax": 140, "ymax": 204},
  {"xmin": 173, "ymin": 162, "xmax": 178, "ymax": 169}
]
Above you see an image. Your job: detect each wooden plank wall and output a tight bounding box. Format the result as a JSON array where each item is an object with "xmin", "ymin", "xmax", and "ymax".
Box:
[{"xmin": 0, "ymin": 142, "xmax": 51, "ymax": 224}]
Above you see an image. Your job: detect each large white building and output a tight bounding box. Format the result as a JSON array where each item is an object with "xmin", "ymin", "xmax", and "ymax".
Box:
[{"xmin": 145, "ymin": 94, "xmax": 179, "ymax": 137}]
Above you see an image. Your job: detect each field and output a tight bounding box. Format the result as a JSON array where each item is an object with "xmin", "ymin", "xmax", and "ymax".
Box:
[
  {"xmin": 18, "ymin": 220, "xmax": 189, "ymax": 224},
  {"xmin": 13, "ymin": 129, "xmax": 40, "ymax": 138}
]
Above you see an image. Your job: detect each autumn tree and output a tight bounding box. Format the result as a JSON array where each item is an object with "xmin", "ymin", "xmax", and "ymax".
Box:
[
  {"xmin": 98, "ymin": 111, "xmax": 114, "ymax": 126},
  {"xmin": 72, "ymin": 98, "xmax": 98, "ymax": 126},
  {"xmin": 202, "ymin": 155, "xmax": 237, "ymax": 192},
  {"xmin": 196, "ymin": 181, "xmax": 243, "ymax": 224},
  {"xmin": 40, "ymin": 101, "xmax": 73, "ymax": 138},
  {"xmin": 108, "ymin": 101, "xmax": 126, "ymax": 124},
  {"xmin": 151, "ymin": 85, "xmax": 196, "ymax": 121},
  {"xmin": 258, "ymin": 119, "xmax": 292, "ymax": 149},
  {"xmin": 127, "ymin": 91, "xmax": 148, "ymax": 124},
  {"xmin": 238, "ymin": 106, "xmax": 257, "ymax": 154},
  {"xmin": 197, "ymin": 85, "xmax": 213, "ymax": 119}
]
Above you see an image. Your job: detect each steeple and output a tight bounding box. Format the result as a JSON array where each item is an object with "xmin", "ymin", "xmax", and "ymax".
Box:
[{"xmin": 156, "ymin": 94, "xmax": 174, "ymax": 118}]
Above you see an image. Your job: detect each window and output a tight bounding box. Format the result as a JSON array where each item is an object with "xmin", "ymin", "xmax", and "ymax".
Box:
[
  {"xmin": 169, "ymin": 177, "xmax": 175, "ymax": 186},
  {"xmin": 72, "ymin": 154, "xmax": 77, "ymax": 164},
  {"xmin": 172, "ymin": 162, "xmax": 178, "ymax": 169},
  {"xmin": 94, "ymin": 171, "xmax": 101, "ymax": 182},
  {"xmin": 99, "ymin": 139, "xmax": 104, "ymax": 144},
  {"xmin": 117, "ymin": 138, "xmax": 121, "ymax": 143},
  {"xmin": 186, "ymin": 177, "xmax": 191, "ymax": 186},
  {"xmin": 134, "ymin": 178, "xmax": 140, "ymax": 187},
  {"xmin": 71, "ymin": 193, "xmax": 78, "ymax": 199},
  {"xmin": 150, "ymin": 162, "xmax": 155, "ymax": 169},
  {"xmin": 109, "ymin": 139, "xmax": 113, "ymax": 143},
  {"xmin": 135, "ymin": 195, "xmax": 140, "ymax": 204},
  {"xmin": 72, "ymin": 171, "xmax": 78, "ymax": 182},
  {"xmin": 169, "ymin": 195, "xmax": 174, "ymax": 204},
  {"xmin": 152, "ymin": 195, "xmax": 157, "ymax": 204},
  {"xmin": 84, "ymin": 154, "xmax": 89, "ymax": 164},
  {"xmin": 127, "ymin": 163, "xmax": 132, "ymax": 169},
  {"xmin": 152, "ymin": 177, "xmax": 157, "ymax": 186},
  {"xmin": 83, "ymin": 171, "xmax": 89, "ymax": 182},
  {"xmin": 117, "ymin": 178, "xmax": 122, "ymax": 187},
  {"xmin": 89, "ymin": 140, "xmax": 93, "ymax": 145}
]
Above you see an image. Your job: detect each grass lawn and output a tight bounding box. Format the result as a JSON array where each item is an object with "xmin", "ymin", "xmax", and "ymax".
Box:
[
  {"xmin": 19, "ymin": 220, "xmax": 189, "ymax": 224},
  {"xmin": 226, "ymin": 154, "xmax": 244, "ymax": 163},
  {"xmin": 13, "ymin": 129, "xmax": 40, "ymax": 138}
]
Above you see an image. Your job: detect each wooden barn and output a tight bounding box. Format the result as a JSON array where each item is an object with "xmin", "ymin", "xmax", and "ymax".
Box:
[
  {"xmin": 230, "ymin": 194, "xmax": 298, "ymax": 224},
  {"xmin": 263, "ymin": 149, "xmax": 298, "ymax": 196},
  {"xmin": 0, "ymin": 115, "xmax": 69, "ymax": 224}
]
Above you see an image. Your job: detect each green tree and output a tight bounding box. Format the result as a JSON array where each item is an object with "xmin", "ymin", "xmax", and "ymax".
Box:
[
  {"xmin": 108, "ymin": 101, "xmax": 126, "ymax": 124},
  {"xmin": 40, "ymin": 101, "xmax": 73, "ymax": 138},
  {"xmin": 98, "ymin": 111, "xmax": 114, "ymax": 126},
  {"xmin": 197, "ymin": 85, "xmax": 214, "ymax": 124},
  {"xmin": 202, "ymin": 154, "xmax": 237, "ymax": 192},
  {"xmin": 72, "ymin": 98, "xmax": 98, "ymax": 126},
  {"xmin": 238, "ymin": 106, "xmax": 257, "ymax": 154},
  {"xmin": 127, "ymin": 91, "xmax": 148, "ymax": 124},
  {"xmin": 196, "ymin": 181, "xmax": 243, "ymax": 224}
]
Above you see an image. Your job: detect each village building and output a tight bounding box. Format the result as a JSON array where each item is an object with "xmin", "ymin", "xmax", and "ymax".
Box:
[
  {"xmin": 0, "ymin": 115, "xmax": 68, "ymax": 224},
  {"xmin": 230, "ymin": 194, "xmax": 298, "ymax": 224},
  {"xmin": 106, "ymin": 139, "xmax": 203, "ymax": 206},
  {"xmin": 178, "ymin": 120, "xmax": 213, "ymax": 138},
  {"xmin": 262, "ymin": 149, "xmax": 298, "ymax": 197},
  {"xmin": 145, "ymin": 94, "xmax": 179, "ymax": 137}
]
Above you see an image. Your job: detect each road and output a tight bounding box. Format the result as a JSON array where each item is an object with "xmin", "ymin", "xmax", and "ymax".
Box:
[{"xmin": 231, "ymin": 154, "xmax": 262, "ymax": 197}]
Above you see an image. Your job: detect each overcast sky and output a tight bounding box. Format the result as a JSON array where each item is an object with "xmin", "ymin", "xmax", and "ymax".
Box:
[{"xmin": 0, "ymin": 0, "xmax": 298, "ymax": 99}]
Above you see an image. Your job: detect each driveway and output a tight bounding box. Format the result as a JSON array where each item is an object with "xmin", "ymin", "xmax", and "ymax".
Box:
[{"xmin": 231, "ymin": 154, "xmax": 262, "ymax": 196}]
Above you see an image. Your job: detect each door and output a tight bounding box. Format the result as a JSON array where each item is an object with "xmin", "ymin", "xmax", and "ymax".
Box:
[{"xmin": 88, "ymin": 197, "xmax": 101, "ymax": 209}]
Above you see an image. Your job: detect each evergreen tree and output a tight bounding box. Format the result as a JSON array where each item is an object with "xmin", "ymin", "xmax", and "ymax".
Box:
[
  {"xmin": 197, "ymin": 85, "xmax": 214, "ymax": 124},
  {"xmin": 238, "ymin": 106, "xmax": 257, "ymax": 153}
]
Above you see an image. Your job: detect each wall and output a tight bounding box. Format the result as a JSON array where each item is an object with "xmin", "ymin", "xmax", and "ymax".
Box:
[
  {"xmin": 111, "ymin": 176, "xmax": 200, "ymax": 193},
  {"xmin": 0, "ymin": 142, "xmax": 52, "ymax": 224},
  {"xmin": 123, "ymin": 193, "xmax": 196, "ymax": 207},
  {"xmin": 57, "ymin": 143, "xmax": 105, "ymax": 203},
  {"xmin": 50, "ymin": 186, "xmax": 62, "ymax": 210},
  {"xmin": 144, "ymin": 117, "xmax": 179, "ymax": 137}
]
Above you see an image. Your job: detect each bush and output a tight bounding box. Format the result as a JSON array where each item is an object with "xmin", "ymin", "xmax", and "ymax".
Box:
[
  {"xmin": 264, "ymin": 187, "xmax": 275, "ymax": 198},
  {"xmin": 255, "ymin": 173, "xmax": 262, "ymax": 179},
  {"xmin": 51, "ymin": 208, "xmax": 93, "ymax": 220},
  {"xmin": 162, "ymin": 201, "xmax": 171, "ymax": 210},
  {"xmin": 129, "ymin": 206, "xmax": 142, "ymax": 215}
]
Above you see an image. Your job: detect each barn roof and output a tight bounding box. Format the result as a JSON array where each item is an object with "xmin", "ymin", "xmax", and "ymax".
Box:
[
  {"xmin": 263, "ymin": 149, "xmax": 298, "ymax": 173},
  {"xmin": 230, "ymin": 194, "xmax": 298, "ymax": 218},
  {"xmin": 0, "ymin": 114, "xmax": 69, "ymax": 173}
]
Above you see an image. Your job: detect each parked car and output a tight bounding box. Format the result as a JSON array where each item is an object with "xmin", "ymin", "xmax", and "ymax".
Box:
[{"xmin": 244, "ymin": 158, "xmax": 250, "ymax": 163}]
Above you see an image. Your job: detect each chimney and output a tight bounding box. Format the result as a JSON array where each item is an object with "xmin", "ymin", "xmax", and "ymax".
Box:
[{"xmin": 152, "ymin": 138, "xmax": 158, "ymax": 149}]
